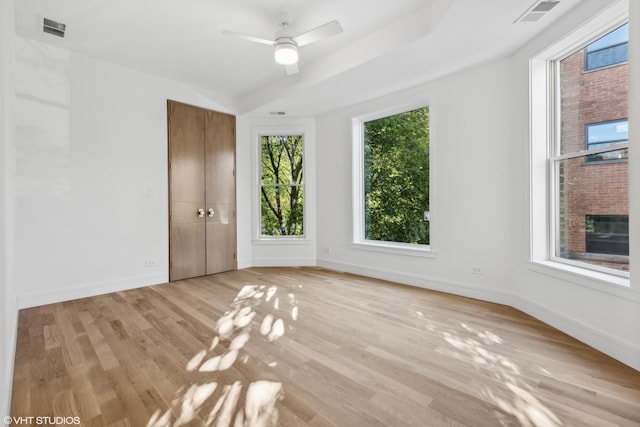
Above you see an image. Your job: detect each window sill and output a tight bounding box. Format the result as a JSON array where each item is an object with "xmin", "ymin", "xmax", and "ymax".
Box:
[
  {"xmin": 528, "ymin": 260, "xmax": 638, "ymax": 300},
  {"xmin": 253, "ymin": 238, "xmax": 310, "ymax": 245},
  {"xmin": 351, "ymin": 241, "xmax": 437, "ymax": 258}
]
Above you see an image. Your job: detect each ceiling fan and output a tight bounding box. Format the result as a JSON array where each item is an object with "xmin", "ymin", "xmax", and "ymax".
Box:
[{"xmin": 222, "ymin": 18, "xmax": 343, "ymax": 75}]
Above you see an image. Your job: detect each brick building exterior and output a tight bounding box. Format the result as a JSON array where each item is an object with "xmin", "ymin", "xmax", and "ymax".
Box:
[{"xmin": 559, "ymin": 30, "xmax": 629, "ymax": 271}]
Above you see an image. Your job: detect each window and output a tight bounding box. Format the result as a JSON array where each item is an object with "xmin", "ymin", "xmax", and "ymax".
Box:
[
  {"xmin": 354, "ymin": 106, "xmax": 430, "ymax": 249},
  {"xmin": 584, "ymin": 119, "xmax": 628, "ymax": 163},
  {"xmin": 584, "ymin": 23, "xmax": 628, "ymax": 71},
  {"xmin": 549, "ymin": 20, "xmax": 629, "ymax": 275},
  {"xmin": 259, "ymin": 135, "xmax": 304, "ymax": 237}
]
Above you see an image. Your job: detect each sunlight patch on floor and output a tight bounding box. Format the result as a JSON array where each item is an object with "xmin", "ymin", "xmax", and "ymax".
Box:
[
  {"xmin": 409, "ymin": 306, "xmax": 563, "ymax": 427},
  {"xmin": 147, "ymin": 284, "xmax": 299, "ymax": 427}
]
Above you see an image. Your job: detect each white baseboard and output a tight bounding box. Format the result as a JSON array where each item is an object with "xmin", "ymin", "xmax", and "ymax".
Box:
[
  {"xmin": 514, "ymin": 295, "xmax": 640, "ymax": 371},
  {"xmin": 250, "ymin": 257, "xmax": 317, "ymax": 268},
  {"xmin": 2, "ymin": 308, "xmax": 18, "ymax": 424},
  {"xmin": 237, "ymin": 258, "xmax": 253, "ymax": 269},
  {"xmin": 17, "ymin": 272, "xmax": 167, "ymax": 309},
  {"xmin": 317, "ymin": 258, "xmax": 514, "ymax": 306}
]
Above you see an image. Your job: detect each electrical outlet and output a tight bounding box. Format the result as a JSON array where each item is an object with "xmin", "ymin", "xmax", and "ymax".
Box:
[
  {"xmin": 470, "ymin": 266, "xmax": 484, "ymax": 275},
  {"xmin": 145, "ymin": 259, "xmax": 157, "ymax": 268}
]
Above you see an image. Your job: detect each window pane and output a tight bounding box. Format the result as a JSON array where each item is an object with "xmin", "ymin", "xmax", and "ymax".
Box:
[
  {"xmin": 558, "ymin": 27, "xmax": 629, "ymax": 273},
  {"xmin": 260, "ymin": 135, "xmax": 304, "ymax": 185},
  {"xmin": 363, "ymin": 107, "xmax": 429, "ymax": 245},
  {"xmin": 261, "ymin": 185, "xmax": 304, "ymax": 236},
  {"xmin": 556, "ymin": 157, "xmax": 628, "ymax": 272},
  {"xmin": 260, "ymin": 135, "xmax": 304, "ymax": 237}
]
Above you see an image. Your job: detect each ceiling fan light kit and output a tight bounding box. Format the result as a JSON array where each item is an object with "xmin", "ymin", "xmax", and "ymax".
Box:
[
  {"xmin": 274, "ymin": 39, "xmax": 299, "ymax": 65},
  {"xmin": 223, "ymin": 18, "xmax": 343, "ymax": 75}
]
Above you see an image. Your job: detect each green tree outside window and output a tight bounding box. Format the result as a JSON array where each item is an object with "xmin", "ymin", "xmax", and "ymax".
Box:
[
  {"xmin": 364, "ymin": 107, "xmax": 430, "ymax": 244},
  {"xmin": 260, "ymin": 135, "xmax": 304, "ymax": 236}
]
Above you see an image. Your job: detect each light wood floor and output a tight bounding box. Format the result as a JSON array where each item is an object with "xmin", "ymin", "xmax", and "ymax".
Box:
[{"xmin": 10, "ymin": 267, "xmax": 640, "ymax": 426}]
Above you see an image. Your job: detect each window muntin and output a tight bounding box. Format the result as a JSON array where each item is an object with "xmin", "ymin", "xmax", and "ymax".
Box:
[
  {"xmin": 585, "ymin": 119, "xmax": 628, "ymax": 162},
  {"xmin": 259, "ymin": 135, "xmax": 304, "ymax": 237},
  {"xmin": 360, "ymin": 107, "xmax": 430, "ymax": 246},
  {"xmin": 552, "ymin": 21, "xmax": 629, "ymax": 275},
  {"xmin": 584, "ymin": 23, "xmax": 628, "ymax": 71}
]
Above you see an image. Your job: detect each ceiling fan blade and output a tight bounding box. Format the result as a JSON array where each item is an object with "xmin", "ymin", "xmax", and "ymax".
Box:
[
  {"xmin": 222, "ymin": 30, "xmax": 275, "ymax": 46},
  {"xmin": 293, "ymin": 20, "xmax": 343, "ymax": 47},
  {"xmin": 285, "ymin": 63, "xmax": 299, "ymax": 75}
]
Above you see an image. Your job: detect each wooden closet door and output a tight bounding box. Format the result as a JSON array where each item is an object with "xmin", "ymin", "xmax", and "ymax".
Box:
[
  {"xmin": 168, "ymin": 101, "xmax": 206, "ymax": 281},
  {"xmin": 205, "ymin": 110, "xmax": 237, "ymax": 274}
]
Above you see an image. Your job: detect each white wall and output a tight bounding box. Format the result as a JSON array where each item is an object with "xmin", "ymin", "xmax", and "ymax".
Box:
[
  {"xmin": 14, "ymin": 37, "xmax": 237, "ymax": 308},
  {"xmin": 1, "ymin": 0, "xmax": 17, "ymax": 417},
  {"xmin": 316, "ymin": 0, "xmax": 640, "ymax": 370},
  {"xmin": 316, "ymin": 58, "xmax": 515, "ymax": 305},
  {"xmin": 11, "ymin": 35, "xmax": 319, "ymax": 309}
]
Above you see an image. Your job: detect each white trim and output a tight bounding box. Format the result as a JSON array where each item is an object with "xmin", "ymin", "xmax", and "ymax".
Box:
[
  {"xmin": 529, "ymin": 2, "xmax": 631, "ymax": 285},
  {"xmin": 514, "ymin": 294, "xmax": 640, "ymax": 371},
  {"xmin": 252, "ymin": 238, "xmax": 311, "ymax": 245},
  {"xmin": 237, "ymin": 258, "xmax": 253, "ymax": 270},
  {"xmin": 1, "ymin": 311, "xmax": 17, "ymax": 423},
  {"xmin": 351, "ymin": 100, "xmax": 433, "ymax": 251},
  {"xmin": 249, "ymin": 257, "xmax": 317, "ymax": 267},
  {"xmin": 251, "ymin": 126, "xmax": 309, "ymax": 242},
  {"xmin": 630, "ymin": 0, "xmax": 640, "ymax": 293},
  {"xmin": 350, "ymin": 242, "xmax": 437, "ymax": 258},
  {"xmin": 352, "ymin": 117, "xmax": 364, "ymax": 245},
  {"xmin": 17, "ymin": 272, "xmax": 167, "ymax": 309},
  {"xmin": 527, "ymin": 261, "xmax": 636, "ymax": 298},
  {"xmin": 549, "ymin": 255, "xmax": 629, "ymax": 279},
  {"xmin": 317, "ymin": 258, "xmax": 513, "ymax": 306},
  {"xmin": 531, "ymin": 3, "xmax": 629, "ymax": 61}
]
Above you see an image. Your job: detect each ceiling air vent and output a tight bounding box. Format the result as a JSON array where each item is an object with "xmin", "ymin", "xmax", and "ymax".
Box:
[
  {"xmin": 269, "ymin": 112, "xmax": 286, "ymax": 116},
  {"xmin": 43, "ymin": 17, "xmax": 66, "ymax": 38},
  {"xmin": 515, "ymin": 0, "xmax": 560, "ymax": 23}
]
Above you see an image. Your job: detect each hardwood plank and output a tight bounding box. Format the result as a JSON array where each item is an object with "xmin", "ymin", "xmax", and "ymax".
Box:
[{"xmin": 11, "ymin": 267, "xmax": 640, "ymax": 426}]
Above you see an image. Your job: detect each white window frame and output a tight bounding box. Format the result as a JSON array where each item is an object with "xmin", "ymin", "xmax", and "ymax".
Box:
[
  {"xmin": 529, "ymin": 2, "xmax": 630, "ymax": 286},
  {"xmin": 253, "ymin": 127, "xmax": 308, "ymax": 243},
  {"xmin": 351, "ymin": 102, "xmax": 435, "ymax": 258}
]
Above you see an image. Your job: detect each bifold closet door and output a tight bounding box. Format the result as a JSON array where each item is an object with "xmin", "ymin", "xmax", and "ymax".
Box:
[
  {"xmin": 205, "ymin": 110, "xmax": 237, "ymax": 275},
  {"xmin": 168, "ymin": 102, "xmax": 206, "ymax": 281}
]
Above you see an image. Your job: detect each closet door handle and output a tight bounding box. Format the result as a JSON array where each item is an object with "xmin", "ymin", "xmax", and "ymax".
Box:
[
  {"xmin": 198, "ymin": 208, "xmax": 205, "ymax": 218},
  {"xmin": 208, "ymin": 208, "xmax": 215, "ymax": 217}
]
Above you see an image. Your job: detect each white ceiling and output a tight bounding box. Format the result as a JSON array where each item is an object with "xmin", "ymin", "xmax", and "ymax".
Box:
[{"xmin": 14, "ymin": 0, "xmax": 591, "ymax": 116}]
